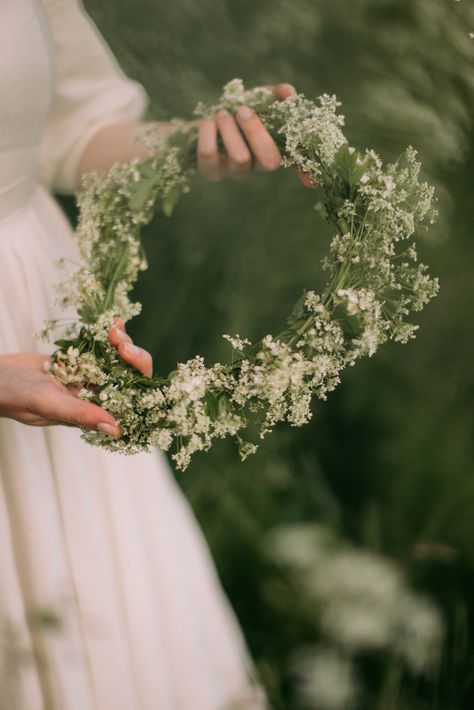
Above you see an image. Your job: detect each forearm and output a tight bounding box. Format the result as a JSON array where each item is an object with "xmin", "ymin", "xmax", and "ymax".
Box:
[
  {"xmin": 77, "ymin": 121, "xmax": 177, "ymax": 183},
  {"xmin": 76, "ymin": 84, "xmax": 306, "ymax": 187}
]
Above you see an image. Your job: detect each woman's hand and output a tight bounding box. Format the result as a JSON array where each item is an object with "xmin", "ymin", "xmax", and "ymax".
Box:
[
  {"xmin": 197, "ymin": 83, "xmax": 316, "ymax": 188},
  {"xmin": 78, "ymin": 84, "xmax": 315, "ymax": 188},
  {"xmin": 0, "ymin": 319, "xmax": 152, "ymax": 437}
]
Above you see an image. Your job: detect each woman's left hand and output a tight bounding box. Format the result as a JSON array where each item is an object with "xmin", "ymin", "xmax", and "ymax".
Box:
[
  {"xmin": 108, "ymin": 318, "xmax": 153, "ymax": 378},
  {"xmin": 197, "ymin": 83, "xmax": 316, "ymax": 188}
]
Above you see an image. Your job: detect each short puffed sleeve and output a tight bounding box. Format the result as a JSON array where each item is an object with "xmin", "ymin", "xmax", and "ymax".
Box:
[{"xmin": 39, "ymin": 0, "xmax": 148, "ymax": 194}]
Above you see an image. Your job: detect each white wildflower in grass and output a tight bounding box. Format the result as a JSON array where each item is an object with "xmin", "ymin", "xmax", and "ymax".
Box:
[
  {"xmin": 290, "ymin": 646, "xmax": 359, "ymax": 710},
  {"xmin": 266, "ymin": 524, "xmax": 443, "ymax": 706},
  {"xmin": 36, "ymin": 79, "xmax": 439, "ymax": 470}
]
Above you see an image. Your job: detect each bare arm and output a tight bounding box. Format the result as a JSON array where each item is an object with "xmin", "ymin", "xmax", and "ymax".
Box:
[
  {"xmin": 77, "ymin": 121, "xmax": 170, "ymax": 181},
  {"xmin": 77, "ymin": 84, "xmax": 315, "ymax": 187}
]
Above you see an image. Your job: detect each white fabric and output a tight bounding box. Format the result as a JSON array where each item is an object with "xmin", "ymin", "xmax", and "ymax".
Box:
[{"xmin": 0, "ymin": 2, "xmax": 267, "ymax": 708}]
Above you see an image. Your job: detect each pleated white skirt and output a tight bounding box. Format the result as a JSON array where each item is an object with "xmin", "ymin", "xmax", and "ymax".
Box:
[{"xmin": 0, "ymin": 186, "xmax": 266, "ymax": 710}]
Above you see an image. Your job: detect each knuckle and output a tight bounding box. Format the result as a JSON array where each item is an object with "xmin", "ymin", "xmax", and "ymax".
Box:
[
  {"xmin": 199, "ymin": 117, "xmax": 213, "ymax": 130},
  {"xmin": 69, "ymin": 401, "xmax": 91, "ymax": 427},
  {"xmin": 240, "ymin": 117, "xmax": 259, "ymax": 135},
  {"xmin": 216, "ymin": 110, "xmax": 231, "ymax": 125},
  {"xmin": 30, "ymin": 389, "xmax": 52, "ymax": 416},
  {"xmin": 67, "ymin": 414, "xmax": 81, "ymax": 428},
  {"xmin": 24, "ymin": 415, "xmax": 47, "ymax": 427},
  {"xmin": 110, "ymin": 327, "xmax": 131, "ymax": 344}
]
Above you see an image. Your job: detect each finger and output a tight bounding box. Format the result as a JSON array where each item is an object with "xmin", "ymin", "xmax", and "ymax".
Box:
[
  {"xmin": 235, "ymin": 106, "xmax": 281, "ymax": 172},
  {"xmin": 197, "ymin": 119, "xmax": 223, "ymax": 182},
  {"xmin": 113, "ymin": 316, "xmax": 126, "ymax": 331},
  {"xmin": 117, "ymin": 341, "xmax": 153, "ymax": 378},
  {"xmin": 270, "ymin": 83, "xmax": 297, "ymax": 101},
  {"xmin": 109, "ymin": 327, "xmax": 153, "ymax": 377},
  {"xmin": 215, "ymin": 109, "xmax": 252, "ymax": 177},
  {"xmin": 39, "ymin": 390, "xmax": 121, "ymax": 437},
  {"xmin": 109, "ymin": 326, "xmax": 132, "ymax": 348},
  {"xmin": 112, "ymin": 316, "xmax": 126, "ymax": 331}
]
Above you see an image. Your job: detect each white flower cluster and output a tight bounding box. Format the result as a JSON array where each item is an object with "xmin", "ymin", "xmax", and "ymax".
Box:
[
  {"xmin": 37, "ymin": 79, "xmax": 438, "ymax": 470},
  {"xmin": 268, "ymin": 524, "xmax": 444, "ymax": 709}
]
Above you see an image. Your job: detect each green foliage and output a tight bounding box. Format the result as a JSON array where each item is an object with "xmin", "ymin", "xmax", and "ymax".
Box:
[
  {"xmin": 332, "ymin": 144, "xmax": 369, "ymax": 198},
  {"xmin": 70, "ymin": 1, "xmax": 474, "ymax": 707},
  {"xmin": 128, "ymin": 163, "xmax": 161, "ymax": 211}
]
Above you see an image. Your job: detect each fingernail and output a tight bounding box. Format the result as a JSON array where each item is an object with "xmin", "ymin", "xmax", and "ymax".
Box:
[
  {"xmin": 123, "ymin": 343, "xmax": 140, "ymax": 355},
  {"xmin": 217, "ymin": 109, "xmax": 230, "ymax": 118},
  {"xmin": 237, "ymin": 105, "xmax": 253, "ymax": 121},
  {"xmin": 97, "ymin": 422, "xmax": 121, "ymax": 438}
]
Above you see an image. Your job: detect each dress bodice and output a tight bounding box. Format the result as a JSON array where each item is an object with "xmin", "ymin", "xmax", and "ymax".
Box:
[
  {"xmin": 0, "ymin": 0, "xmax": 147, "ymax": 222},
  {"xmin": 0, "ymin": 1, "xmax": 53, "ymax": 220}
]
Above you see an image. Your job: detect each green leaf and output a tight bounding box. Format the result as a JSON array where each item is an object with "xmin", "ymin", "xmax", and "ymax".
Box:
[
  {"xmin": 77, "ymin": 306, "xmax": 96, "ymax": 324},
  {"xmin": 204, "ymin": 393, "xmax": 218, "ymax": 419},
  {"xmin": 128, "ymin": 163, "xmax": 160, "ymax": 211},
  {"xmin": 53, "ymin": 338, "xmax": 79, "ymax": 350},
  {"xmin": 332, "ymin": 301, "xmax": 364, "ymax": 338},
  {"xmin": 217, "ymin": 394, "xmax": 233, "ymax": 418},
  {"xmin": 286, "ymin": 290, "xmax": 308, "ymax": 326},
  {"xmin": 162, "ymin": 185, "xmax": 182, "ymax": 217},
  {"xmin": 333, "ymin": 144, "xmax": 367, "ymax": 195},
  {"xmin": 314, "ymin": 201, "xmax": 328, "ymax": 219}
]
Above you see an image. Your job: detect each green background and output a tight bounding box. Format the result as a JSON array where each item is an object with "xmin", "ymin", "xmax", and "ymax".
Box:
[{"xmin": 71, "ymin": 1, "xmax": 474, "ymax": 707}]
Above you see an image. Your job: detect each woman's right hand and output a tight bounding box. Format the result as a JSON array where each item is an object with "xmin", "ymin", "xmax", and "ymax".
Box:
[{"xmin": 0, "ymin": 321, "xmax": 153, "ymax": 437}]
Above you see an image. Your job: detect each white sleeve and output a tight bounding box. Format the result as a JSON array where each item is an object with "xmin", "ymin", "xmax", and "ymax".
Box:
[{"xmin": 39, "ymin": 0, "xmax": 148, "ymax": 194}]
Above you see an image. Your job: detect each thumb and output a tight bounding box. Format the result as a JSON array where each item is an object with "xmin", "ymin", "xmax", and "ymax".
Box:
[{"xmin": 51, "ymin": 391, "xmax": 121, "ymax": 438}]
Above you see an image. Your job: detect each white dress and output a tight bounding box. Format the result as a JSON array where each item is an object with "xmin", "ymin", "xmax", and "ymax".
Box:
[{"xmin": 0, "ymin": 2, "xmax": 267, "ymax": 708}]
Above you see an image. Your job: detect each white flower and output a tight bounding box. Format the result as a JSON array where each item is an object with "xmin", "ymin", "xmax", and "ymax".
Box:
[
  {"xmin": 150, "ymin": 428, "xmax": 173, "ymax": 451},
  {"xmin": 292, "ymin": 647, "xmax": 359, "ymax": 710},
  {"xmin": 223, "ymin": 333, "xmax": 251, "ymax": 351}
]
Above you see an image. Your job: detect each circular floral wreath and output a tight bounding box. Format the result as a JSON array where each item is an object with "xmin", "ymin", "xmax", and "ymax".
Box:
[{"xmin": 37, "ymin": 80, "xmax": 439, "ymax": 471}]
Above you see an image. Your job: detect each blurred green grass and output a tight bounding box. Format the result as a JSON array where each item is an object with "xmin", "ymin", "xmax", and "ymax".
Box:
[{"xmin": 70, "ymin": 2, "xmax": 474, "ymax": 706}]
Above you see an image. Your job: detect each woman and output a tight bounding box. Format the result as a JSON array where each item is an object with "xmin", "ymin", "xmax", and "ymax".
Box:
[{"xmin": 0, "ymin": 2, "xmax": 308, "ymax": 708}]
